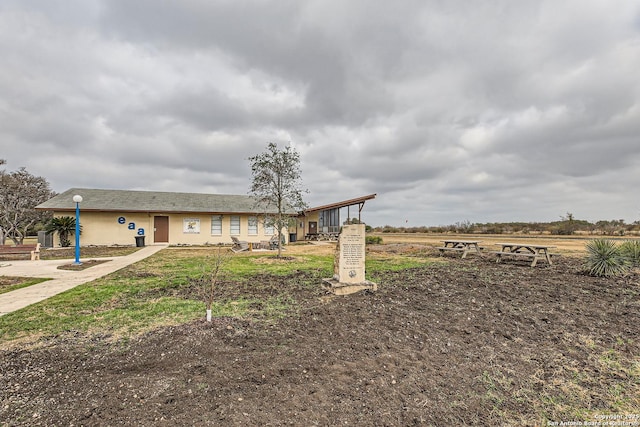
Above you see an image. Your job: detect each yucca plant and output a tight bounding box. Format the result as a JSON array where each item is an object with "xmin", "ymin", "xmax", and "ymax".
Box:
[
  {"xmin": 583, "ymin": 239, "xmax": 630, "ymax": 278},
  {"xmin": 619, "ymin": 240, "xmax": 640, "ymax": 267}
]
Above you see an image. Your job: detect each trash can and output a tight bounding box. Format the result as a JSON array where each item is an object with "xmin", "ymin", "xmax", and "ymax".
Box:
[
  {"xmin": 289, "ymin": 233, "xmax": 297, "ymax": 243},
  {"xmin": 135, "ymin": 235, "xmax": 146, "ymax": 247}
]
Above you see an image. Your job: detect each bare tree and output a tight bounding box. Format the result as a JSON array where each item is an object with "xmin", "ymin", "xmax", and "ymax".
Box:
[
  {"xmin": 0, "ymin": 162, "xmax": 55, "ymax": 245},
  {"xmin": 198, "ymin": 246, "xmax": 230, "ymax": 322},
  {"xmin": 248, "ymin": 143, "xmax": 307, "ymax": 257}
]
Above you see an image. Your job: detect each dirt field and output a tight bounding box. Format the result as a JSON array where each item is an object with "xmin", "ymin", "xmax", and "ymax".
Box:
[{"xmin": 1, "ymin": 241, "xmax": 639, "ymax": 426}]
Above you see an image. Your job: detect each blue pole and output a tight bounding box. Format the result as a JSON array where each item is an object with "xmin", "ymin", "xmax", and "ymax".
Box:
[{"xmin": 74, "ymin": 201, "xmax": 81, "ymax": 264}]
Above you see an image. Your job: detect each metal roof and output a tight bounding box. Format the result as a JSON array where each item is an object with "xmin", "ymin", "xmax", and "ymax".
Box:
[
  {"xmin": 303, "ymin": 194, "xmax": 377, "ymax": 214},
  {"xmin": 36, "ymin": 188, "xmax": 292, "ymax": 215}
]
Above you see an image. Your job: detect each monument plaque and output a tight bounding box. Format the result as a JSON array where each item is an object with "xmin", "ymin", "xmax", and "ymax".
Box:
[{"xmin": 323, "ymin": 224, "xmax": 377, "ymax": 295}]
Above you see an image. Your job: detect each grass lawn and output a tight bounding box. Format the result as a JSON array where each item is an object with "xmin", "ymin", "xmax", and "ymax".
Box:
[
  {"xmin": 0, "ymin": 245, "xmax": 431, "ymax": 343},
  {"xmin": 0, "ymin": 277, "xmax": 51, "ymax": 295}
]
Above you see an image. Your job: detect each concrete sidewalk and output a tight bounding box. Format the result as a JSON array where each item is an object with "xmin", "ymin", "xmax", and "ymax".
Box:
[{"xmin": 0, "ymin": 244, "xmax": 168, "ymax": 316}]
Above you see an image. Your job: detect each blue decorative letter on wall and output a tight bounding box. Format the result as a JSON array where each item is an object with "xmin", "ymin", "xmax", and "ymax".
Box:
[{"xmin": 118, "ymin": 216, "xmax": 143, "ymax": 235}]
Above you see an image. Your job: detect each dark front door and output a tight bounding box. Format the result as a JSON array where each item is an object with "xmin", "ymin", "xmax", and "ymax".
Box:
[
  {"xmin": 309, "ymin": 221, "xmax": 318, "ymax": 235},
  {"xmin": 154, "ymin": 216, "xmax": 169, "ymax": 243}
]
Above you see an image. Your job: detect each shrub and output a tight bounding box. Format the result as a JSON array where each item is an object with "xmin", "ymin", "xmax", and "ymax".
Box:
[
  {"xmin": 583, "ymin": 239, "xmax": 630, "ymax": 277},
  {"xmin": 45, "ymin": 216, "xmax": 80, "ymax": 247},
  {"xmin": 365, "ymin": 235, "xmax": 383, "ymax": 245},
  {"xmin": 619, "ymin": 240, "xmax": 640, "ymax": 267}
]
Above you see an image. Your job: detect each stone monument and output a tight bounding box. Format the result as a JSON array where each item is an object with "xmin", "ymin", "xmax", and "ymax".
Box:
[{"xmin": 323, "ymin": 224, "xmax": 377, "ymax": 295}]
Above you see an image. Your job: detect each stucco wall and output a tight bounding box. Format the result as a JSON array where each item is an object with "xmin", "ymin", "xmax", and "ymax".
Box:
[
  {"xmin": 52, "ymin": 212, "xmax": 151, "ymax": 246},
  {"xmin": 53, "ymin": 211, "xmax": 286, "ymax": 246},
  {"xmin": 164, "ymin": 213, "xmax": 279, "ymax": 246},
  {"xmin": 300, "ymin": 211, "xmax": 320, "ymax": 237}
]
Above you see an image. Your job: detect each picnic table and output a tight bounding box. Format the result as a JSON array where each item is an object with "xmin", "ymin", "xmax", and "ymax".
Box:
[
  {"xmin": 305, "ymin": 232, "xmax": 339, "ymax": 241},
  {"xmin": 492, "ymin": 242, "xmax": 557, "ymax": 267},
  {"xmin": 436, "ymin": 240, "xmax": 483, "ymax": 259}
]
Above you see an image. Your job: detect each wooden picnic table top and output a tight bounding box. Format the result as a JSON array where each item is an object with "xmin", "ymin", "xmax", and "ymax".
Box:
[
  {"xmin": 495, "ymin": 243, "xmax": 556, "ymax": 249},
  {"xmin": 441, "ymin": 240, "xmax": 482, "ymax": 244}
]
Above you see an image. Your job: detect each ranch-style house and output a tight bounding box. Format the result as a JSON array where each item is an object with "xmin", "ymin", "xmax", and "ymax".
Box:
[{"xmin": 36, "ymin": 188, "xmax": 376, "ymax": 247}]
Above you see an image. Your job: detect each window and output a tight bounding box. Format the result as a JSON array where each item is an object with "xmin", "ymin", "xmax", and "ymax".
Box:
[
  {"xmin": 320, "ymin": 208, "xmax": 340, "ymax": 233},
  {"xmin": 248, "ymin": 216, "xmax": 258, "ymax": 235},
  {"xmin": 211, "ymin": 215, "xmax": 222, "ymax": 235},
  {"xmin": 230, "ymin": 215, "xmax": 240, "ymax": 235},
  {"xmin": 264, "ymin": 219, "xmax": 274, "ymax": 235}
]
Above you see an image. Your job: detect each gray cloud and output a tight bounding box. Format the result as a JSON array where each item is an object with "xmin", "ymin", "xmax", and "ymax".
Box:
[{"xmin": 2, "ymin": 0, "xmax": 640, "ymax": 226}]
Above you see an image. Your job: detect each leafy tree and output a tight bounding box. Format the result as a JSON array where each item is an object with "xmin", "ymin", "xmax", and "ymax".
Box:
[
  {"xmin": 555, "ymin": 212, "xmax": 576, "ymax": 235},
  {"xmin": 248, "ymin": 142, "xmax": 308, "ymax": 257},
  {"xmin": 595, "ymin": 220, "xmax": 626, "ymax": 236},
  {"xmin": 0, "ymin": 161, "xmax": 55, "ymax": 245},
  {"xmin": 45, "ymin": 216, "xmax": 79, "ymax": 247}
]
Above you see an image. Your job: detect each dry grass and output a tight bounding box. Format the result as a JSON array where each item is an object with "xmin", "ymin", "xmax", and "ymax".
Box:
[
  {"xmin": 369, "ymin": 232, "xmax": 636, "ymax": 255},
  {"xmin": 159, "ymin": 234, "xmax": 632, "ymax": 258}
]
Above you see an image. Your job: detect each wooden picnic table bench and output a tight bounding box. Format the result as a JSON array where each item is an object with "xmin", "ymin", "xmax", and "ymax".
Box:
[
  {"xmin": 231, "ymin": 236, "xmax": 280, "ymax": 252},
  {"xmin": 436, "ymin": 240, "xmax": 483, "ymax": 259},
  {"xmin": 306, "ymin": 232, "xmax": 339, "ymax": 241},
  {"xmin": 0, "ymin": 243, "xmax": 41, "ymax": 260},
  {"xmin": 491, "ymin": 242, "xmax": 557, "ymax": 267}
]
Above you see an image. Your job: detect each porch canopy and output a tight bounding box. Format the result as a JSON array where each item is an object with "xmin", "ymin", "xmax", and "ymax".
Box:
[
  {"xmin": 303, "ymin": 194, "xmax": 377, "ymax": 221},
  {"xmin": 301, "ymin": 194, "xmax": 376, "ymax": 237}
]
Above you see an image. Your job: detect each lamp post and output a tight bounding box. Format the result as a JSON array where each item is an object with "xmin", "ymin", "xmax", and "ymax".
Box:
[{"xmin": 73, "ymin": 195, "xmax": 83, "ymax": 265}]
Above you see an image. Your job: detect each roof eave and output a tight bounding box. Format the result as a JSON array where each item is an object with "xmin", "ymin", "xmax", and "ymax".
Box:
[{"xmin": 303, "ymin": 193, "xmax": 377, "ymax": 214}]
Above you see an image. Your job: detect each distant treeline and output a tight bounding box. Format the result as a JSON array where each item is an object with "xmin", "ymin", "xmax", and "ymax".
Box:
[{"xmin": 371, "ymin": 218, "xmax": 640, "ymax": 236}]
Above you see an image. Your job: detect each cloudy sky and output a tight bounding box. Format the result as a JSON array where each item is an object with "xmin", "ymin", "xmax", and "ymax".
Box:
[{"xmin": 2, "ymin": 1, "xmax": 639, "ymax": 227}]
